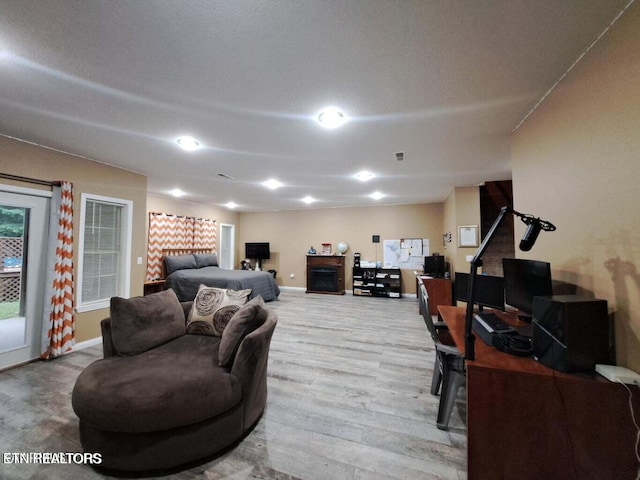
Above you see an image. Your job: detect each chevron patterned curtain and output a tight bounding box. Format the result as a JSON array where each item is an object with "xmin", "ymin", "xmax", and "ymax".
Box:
[
  {"xmin": 146, "ymin": 213, "xmax": 216, "ymax": 281},
  {"xmin": 41, "ymin": 181, "xmax": 75, "ymax": 359},
  {"xmin": 194, "ymin": 217, "xmax": 217, "ymax": 250}
]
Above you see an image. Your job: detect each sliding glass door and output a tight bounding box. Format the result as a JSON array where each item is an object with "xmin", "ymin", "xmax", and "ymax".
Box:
[{"xmin": 0, "ymin": 190, "xmax": 48, "ymax": 370}]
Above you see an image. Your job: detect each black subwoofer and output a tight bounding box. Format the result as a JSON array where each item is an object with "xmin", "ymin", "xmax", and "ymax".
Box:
[{"xmin": 532, "ymin": 295, "xmax": 611, "ymax": 373}]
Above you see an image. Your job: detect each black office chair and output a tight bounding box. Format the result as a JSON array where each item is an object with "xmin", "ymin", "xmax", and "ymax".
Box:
[
  {"xmin": 419, "ymin": 282, "xmax": 447, "ymax": 394},
  {"xmin": 418, "ymin": 280, "xmax": 466, "ymax": 430}
]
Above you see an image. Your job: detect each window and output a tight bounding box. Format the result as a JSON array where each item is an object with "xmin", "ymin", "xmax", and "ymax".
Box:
[{"xmin": 77, "ymin": 194, "xmax": 132, "ymax": 312}]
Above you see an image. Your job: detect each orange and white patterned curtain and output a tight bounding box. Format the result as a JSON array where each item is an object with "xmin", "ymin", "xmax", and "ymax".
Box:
[
  {"xmin": 41, "ymin": 181, "xmax": 75, "ymax": 359},
  {"xmin": 194, "ymin": 217, "xmax": 217, "ymax": 250},
  {"xmin": 146, "ymin": 213, "xmax": 216, "ymax": 281}
]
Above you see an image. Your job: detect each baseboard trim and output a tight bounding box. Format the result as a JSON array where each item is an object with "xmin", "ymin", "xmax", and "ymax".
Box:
[
  {"xmin": 73, "ymin": 336, "xmax": 102, "ymax": 351},
  {"xmin": 278, "ymin": 286, "xmax": 416, "ymax": 299},
  {"xmin": 278, "ymin": 286, "xmax": 307, "ymax": 292}
]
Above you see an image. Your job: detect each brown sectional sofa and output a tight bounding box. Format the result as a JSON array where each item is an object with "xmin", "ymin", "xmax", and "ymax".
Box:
[{"xmin": 72, "ymin": 289, "xmax": 277, "ymax": 473}]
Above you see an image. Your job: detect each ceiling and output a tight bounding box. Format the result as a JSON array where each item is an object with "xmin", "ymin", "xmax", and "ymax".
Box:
[{"xmin": 0, "ymin": 0, "xmax": 631, "ymax": 212}]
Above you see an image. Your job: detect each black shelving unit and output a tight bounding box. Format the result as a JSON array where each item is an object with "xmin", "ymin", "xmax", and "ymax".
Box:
[{"xmin": 353, "ymin": 267, "xmax": 401, "ymax": 298}]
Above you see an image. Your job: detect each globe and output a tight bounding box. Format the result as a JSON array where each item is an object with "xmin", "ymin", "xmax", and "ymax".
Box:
[{"xmin": 336, "ymin": 242, "xmax": 349, "ymax": 254}]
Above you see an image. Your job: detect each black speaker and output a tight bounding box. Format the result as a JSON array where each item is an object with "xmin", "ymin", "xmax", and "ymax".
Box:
[{"xmin": 532, "ymin": 295, "xmax": 610, "ymax": 373}]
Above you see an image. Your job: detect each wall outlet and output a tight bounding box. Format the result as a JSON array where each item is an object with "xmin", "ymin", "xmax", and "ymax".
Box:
[{"xmin": 290, "ymin": 273, "xmax": 295, "ymax": 279}]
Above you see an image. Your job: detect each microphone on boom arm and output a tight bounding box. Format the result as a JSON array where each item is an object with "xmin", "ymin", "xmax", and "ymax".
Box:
[{"xmin": 517, "ymin": 213, "xmax": 556, "ymax": 252}]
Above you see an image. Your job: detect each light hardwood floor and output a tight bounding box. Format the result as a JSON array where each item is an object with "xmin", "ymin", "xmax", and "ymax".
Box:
[{"xmin": 0, "ymin": 290, "xmax": 467, "ymax": 479}]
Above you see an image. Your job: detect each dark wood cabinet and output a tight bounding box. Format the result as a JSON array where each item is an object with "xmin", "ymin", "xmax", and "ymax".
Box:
[
  {"xmin": 306, "ymin": 255, "xmax": 345, "ymax": 295},
  {"xmin": 143, "ymin": 280, "xmax": 165, "ymax": 296}
]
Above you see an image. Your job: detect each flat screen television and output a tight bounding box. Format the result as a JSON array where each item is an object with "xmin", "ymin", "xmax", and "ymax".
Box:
[
  {"xmin": 455, "ymin": 272, "xmax": 505, "ymax": 311},
  {"xmin": 502, "ymin": 258, "xmax": 553, "ymax": 321},
  {"xmin": 245, "ymin": 242, "xmax": 270, "ymax": 260},
  {"xmin": 424, "ymin": 255, "xmax": 446, "ymax": 277}
]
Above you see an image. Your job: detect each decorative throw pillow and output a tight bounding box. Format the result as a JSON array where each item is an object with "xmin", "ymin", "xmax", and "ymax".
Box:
[
  {"xmin": 218, "ymin": 295, "xmax": 269, "ymax": 367},
  {"xmin": 110, "ymin": 289, "xmax": 186, "ymax": 356},
  {"xmin": 186, "ymin": 285, "xmax": 252, "ymax": 336}
]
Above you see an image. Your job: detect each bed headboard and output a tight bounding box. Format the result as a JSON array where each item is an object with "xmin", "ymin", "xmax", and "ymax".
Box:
[
  {"xmin": 162, "ymin": 248, "xmax": 213, "ymax": 257},
  {"xmin": 161, "ymin": 248, "xmax": 214, "ymax": 278}
]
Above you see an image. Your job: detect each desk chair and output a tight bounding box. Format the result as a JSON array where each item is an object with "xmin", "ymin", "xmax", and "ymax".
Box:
[
  {"xmin": 418, "ymin": 282, "xmax": 448, "ymax": 394},
  {"xmin": 418, "ymin": 281, "xmax": 466, "ymax": 430}
]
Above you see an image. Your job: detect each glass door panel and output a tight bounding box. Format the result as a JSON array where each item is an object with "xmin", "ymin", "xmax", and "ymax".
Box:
[
  {"xmin": 0, "ymin": 191, "xmax": 48, "ymax": 369},
  {"xmin": 219, "ymin": 224, "xmax": 235, "ymax": 270},
  {"xmin": 0, "ymin": 206, "xmax": 27, "ymax": 352}
]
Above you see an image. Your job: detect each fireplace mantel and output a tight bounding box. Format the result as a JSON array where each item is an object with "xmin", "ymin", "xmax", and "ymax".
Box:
[{"xmin": 306, "ymin": 255, "xmax": 345, "ymax": 295}]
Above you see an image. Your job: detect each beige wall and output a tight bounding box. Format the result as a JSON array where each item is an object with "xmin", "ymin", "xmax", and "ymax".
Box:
[
  {"xmin": 238, "ymin": 203, "xmax": 444, "ymax": 295},
  {"xmin": 0, "ymin": 136, "xmax": 147, "ymax": 343},
  {"xmin": 511, "ymin": 1, "xmax": 640, "ymax": 369},
  {"xmin": 443, "ymin": 186, "xmax": 481, "ymax": 278}
]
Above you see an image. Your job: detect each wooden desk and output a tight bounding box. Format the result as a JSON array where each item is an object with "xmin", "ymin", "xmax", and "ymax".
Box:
[{"xmin": 438, "ymin": 305, "xmax": 639, "ymax": 480}]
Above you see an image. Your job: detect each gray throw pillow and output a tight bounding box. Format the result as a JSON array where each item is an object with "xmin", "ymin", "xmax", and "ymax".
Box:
[
  {"xmin": 218, "ymin": 295, "xmax": 269, "ymax": 367},
  {"xmin": 194, "ymin": 253, "xmax": 218, "ymax": 268},
  {"xmin": 110, "ymin": 289, "xmax": 186, "ymax": 356},
  {"xmin": 186, "ymin": 286, "xmax": 252, "ymax": 336},
  {"xmin": 164, "ymin": 254, "xmax": 198, "ymax": 276}
]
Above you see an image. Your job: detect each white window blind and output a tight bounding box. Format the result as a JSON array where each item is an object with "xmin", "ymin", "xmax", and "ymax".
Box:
[{"xmin": 77, "ymin": 194, "xmax": 132, "ymax": 312}]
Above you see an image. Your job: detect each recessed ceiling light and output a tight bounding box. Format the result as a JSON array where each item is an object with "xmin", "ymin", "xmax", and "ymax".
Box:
[
  {"xmin": 369, "ymin": 191, "xmax": 385, "ymax": 200},
  {"xmin": 225, "ymin": 201, "xmax": 238, "ymax": 209},
  {"xmin": 176, "ymin": 136, "xmax": 200, "ymax": 151},
  {"xmin": 301, "ymin": 196, "xmax": 316, "ymax": 204},
  {"xmin": 317, "ymin": 107, "xmax": 346, "ymax": 129},
  {"xmin": 169, "ymin": 188, "xmax": 185, "ymax": 197},
  {"xmin": 262, "ymin": 179, "xmax": 283, "ymax": 190},
  {"xmin": 354, "ymin": 170, "xmax": 375, "ymax": 182}
]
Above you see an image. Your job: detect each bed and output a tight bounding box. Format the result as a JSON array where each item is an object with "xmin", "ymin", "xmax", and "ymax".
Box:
[{"xmin": 162, "ymin": 249, "xmax": 280, "ymax": 302}]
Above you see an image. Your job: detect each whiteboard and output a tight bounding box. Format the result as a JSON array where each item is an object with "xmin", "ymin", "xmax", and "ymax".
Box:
[{"xmin": 383, "ymin": 239, "xmax": 429, "ymax": 269}]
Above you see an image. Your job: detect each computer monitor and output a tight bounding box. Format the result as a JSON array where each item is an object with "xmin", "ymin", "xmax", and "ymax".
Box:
[
  {"xmin": 424, "ymin": 255, "xmax": 446, "ymax": 277},
  {"xmin": 455, "ymin": 272, "xmax": 505, "ymax": 311},
  {"xmin": 502, "ymin": 258, "xmax": 553, "ymax": 321}
]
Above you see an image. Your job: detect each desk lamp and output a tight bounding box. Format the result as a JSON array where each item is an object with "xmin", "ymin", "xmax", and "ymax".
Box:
[{"xmin": 464, "ymin": 205, "xmax": 556, "ymax": 361}]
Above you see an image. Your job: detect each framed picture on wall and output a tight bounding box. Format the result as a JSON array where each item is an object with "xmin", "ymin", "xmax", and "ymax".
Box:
[{"xmin": 458, "ymin": 225, "xmax": 479, "ymax": 248}]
